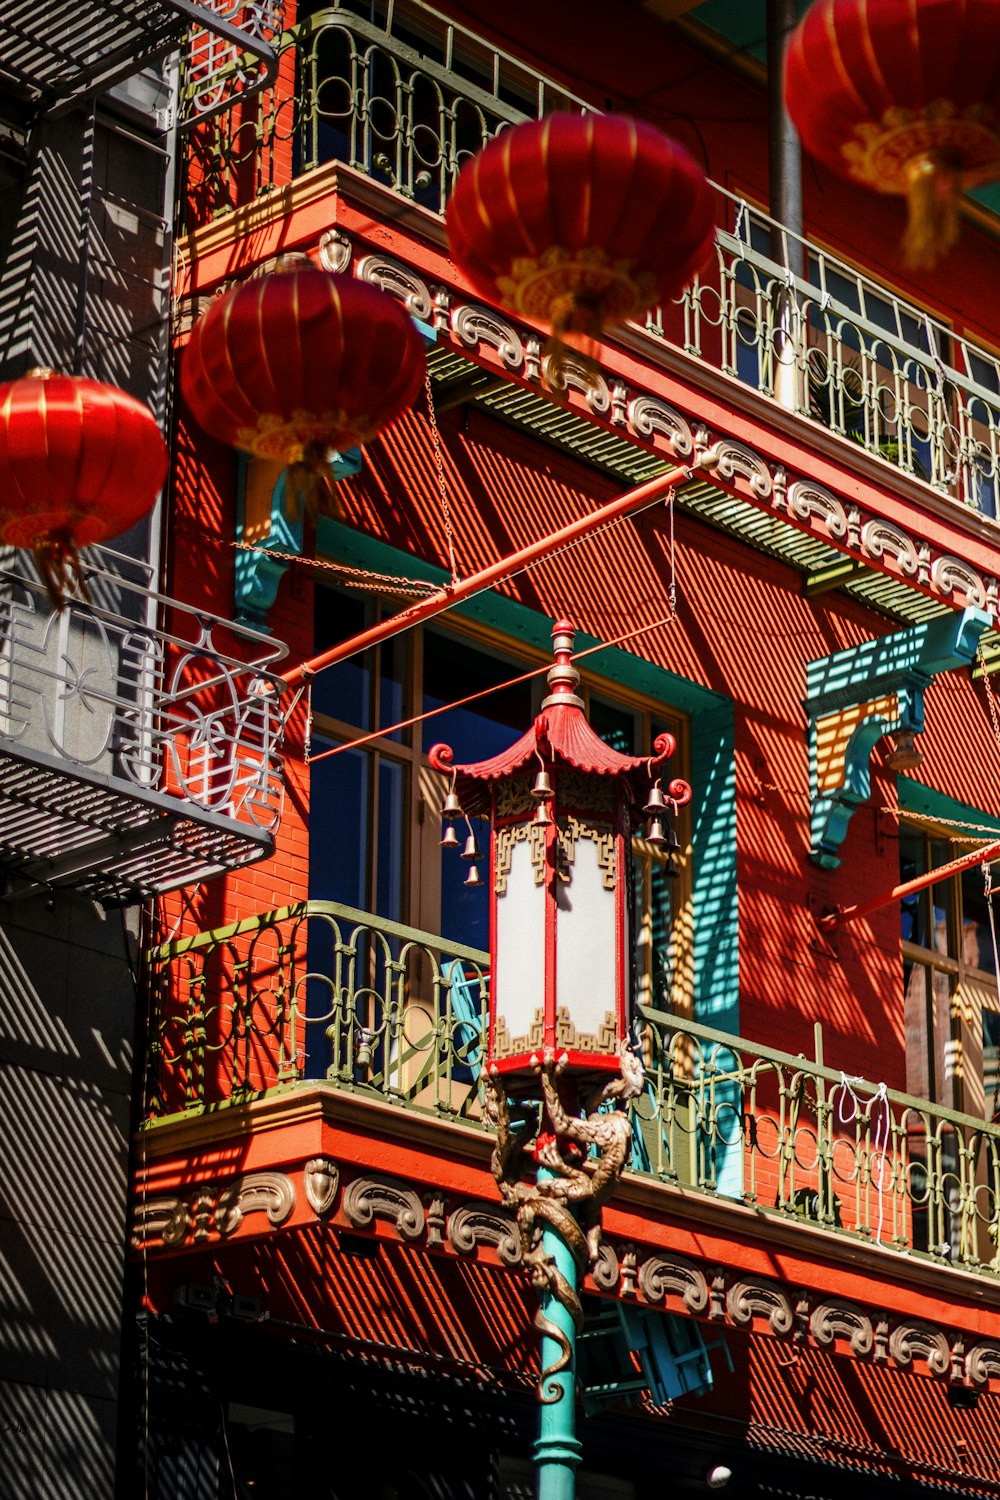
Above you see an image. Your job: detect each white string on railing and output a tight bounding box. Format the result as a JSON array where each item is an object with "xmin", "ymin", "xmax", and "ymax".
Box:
[
  {"xmin": 733, "ymin": 198, "xmax": 748, "ymax": 261},
  {"xmin": 836, "ymin": 1071, "xmax": 891, "ymax": 1244}
]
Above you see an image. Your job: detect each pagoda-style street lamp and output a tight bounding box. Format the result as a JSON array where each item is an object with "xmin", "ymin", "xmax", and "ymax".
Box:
[{"xmin": 431, "ymin": 619, "xmax": 691, "ymax": 1498}]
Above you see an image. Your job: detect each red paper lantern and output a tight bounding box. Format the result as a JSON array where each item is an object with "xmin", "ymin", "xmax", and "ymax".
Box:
[
  {"xmin": 182, "ymin": 265, "xmax": 426, "ymax": 511},
  {"xmin": 0, "ymin": 368, "xmax": 167, "ymax": 605},
  {"xmin": 785, "ymin": 0, "xmax": 1000, "ymax": 267},
  {"xmin": 445, "ymin": 114, "xmax": 715, "ymax": 360}
]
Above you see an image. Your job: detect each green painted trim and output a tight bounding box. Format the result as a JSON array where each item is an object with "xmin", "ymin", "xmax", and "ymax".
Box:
[
  {"xmin": 897, "ymin": 779, "xmax": 1000, "ymax": 839},
  {"xmin": 315, "ymin": 521, "xmax": 739, "ymax": 1031}
]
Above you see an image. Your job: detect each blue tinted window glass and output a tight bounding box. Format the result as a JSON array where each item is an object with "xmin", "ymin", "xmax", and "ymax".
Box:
[{"xmin": 308, "ymin": 737, "xmax": 368, "ymax": 908}]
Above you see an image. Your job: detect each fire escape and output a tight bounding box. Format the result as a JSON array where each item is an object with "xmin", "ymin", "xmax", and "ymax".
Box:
[{"xmin": 0, "ymin": 0, "xmax": 288, "ymax": 900}]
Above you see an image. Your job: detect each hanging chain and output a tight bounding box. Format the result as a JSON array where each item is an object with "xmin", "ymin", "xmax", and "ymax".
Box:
[
  {"xmin": 424, "ymin": 368, "xmax": 459, "ymax": 585},
  {"xmin": 668, "ymin": 486, "xmax": 677, "ymax": 617},
  {"xmin": 231, "ymin": 540, "xmax": 438, "ymax": 598},
  {"xmin": 981, "ymin": 641, "xmax": 1000, "ymax": 756}
]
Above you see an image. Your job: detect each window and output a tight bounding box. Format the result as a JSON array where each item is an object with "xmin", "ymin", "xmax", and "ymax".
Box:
[
  {"xmin": 900, "ymin": 822, "xmax": 1000, "ymax": 1118},
  {"xmin": 308, "ymin": 587, "xmax": 691, "ymax": 1012}
]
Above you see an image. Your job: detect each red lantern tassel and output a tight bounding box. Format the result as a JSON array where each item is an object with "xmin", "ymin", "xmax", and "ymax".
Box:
[
  {"xmin": 33, "ymin": 531, "xmax": 89, "ymax": 611},
  {"xmin": 903, "ymin": 154, "xmax": 962, "ymax": 270},
  {"xmin": 545, "ymin": 291, "xmax": 605, "ymax": 388}
]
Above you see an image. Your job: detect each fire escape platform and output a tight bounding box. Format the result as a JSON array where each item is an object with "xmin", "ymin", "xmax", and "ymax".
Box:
[
  {"xmin": 0, "ymin": 736, "xmax": 273, "ymax": 904},
  {"xmin": 0, "ymin": 549, "xmax": 287, "ymax": 905}
]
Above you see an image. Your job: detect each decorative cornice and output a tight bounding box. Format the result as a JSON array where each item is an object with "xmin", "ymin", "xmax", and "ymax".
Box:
[
  {"xmin": 177, "ymin": 170, "xmax": 1000, "ymax": 572},
  {"xmin": 131, "ymin": 1156, "xmax": 1000, "ymax": 1394}
]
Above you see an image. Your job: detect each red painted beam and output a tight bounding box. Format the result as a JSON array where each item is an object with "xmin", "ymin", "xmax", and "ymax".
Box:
[{"xmin": 280, "ymin": 457, "xmax": 699, "ymax": 688}]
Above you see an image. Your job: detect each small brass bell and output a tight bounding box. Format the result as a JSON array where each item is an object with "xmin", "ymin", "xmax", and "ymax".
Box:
[
  {"xmin": 464, "ymin": 863, "xmax": 482, "ymax": 887},
  {"xmin": 443, "ymin": 789, "xmax": 463, "ymax": 817},
  {"xmin": 533, "ymin": 800, "xmax": 552, "ymax": 826},
  {"xmin": 665, "ymin": 826, "xmax": 681, "ymax": 877},
  {"xmin": 644, "ymin": 779, "xmax": 666, "ymax": 815},
  {"xmin": 440, "ymin": 823, "xmax": 460, "ymax": 849},
  {"xmin": 646, "ymin": 817, "xmax": 665, "ymax": 845},
  {"xmin": 532, "ymin": 768, "xmax": 554, "ymax": 801},
  {"xmin": 462, "ymin": 832, "xmax": 481, "ymax": 861}
]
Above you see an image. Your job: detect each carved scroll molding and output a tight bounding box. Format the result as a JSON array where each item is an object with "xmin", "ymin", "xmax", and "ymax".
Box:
[
  {"xmin": 726, "ymin": 1276, "xmax": 795, "ymax": 1335},
  {"xmin": 703, "ymin": 437, "xmax": 773, "ymax": 499},
  {"xmin": 450, "ymin": 303, "xmax": 524, "ymax": 369},
  {"xmin": 355, "ymin": 253, "xmax": 432, "ymax": 321},
  {"xmin": 931, "ymin": 555, "xmax": 987, "ymax": 609},
  {"xmin": 304, "ymin": 1157, "xmax": 340, "ymax": 1217},
  {"xmin": 626, "ymin": 395, "xmax": 693, "ymax": 457},
  {"xmin": 541, "ymin": 353, "xmax": 611, "ymax": 413},
  {"xmin": 966, "ymin": 1340, "xmax": 1000, "ymax": 1389},
  {"xmin": 216, "ymin": 1172, "xmax": 295, "ymax": 1237},
  {"xmin": 133, "ymin": 1197, "xmax": 192, "ymax": 1248},
  {"xmin": 447, "ymin": 1201, "xmax": 521, "ymax": 1266},
  {"xmin": 786, "ymin": 479, "xmax": 848, "ymax": 539},
  {"xmin": 590, "ymin": 1241, "xmax": 620, "ymax": 1293},
  {"xmin": 343, "ymin": 1173, "xmax": 425, "ymax": 1241},
  {"xmin": 861, "ymin": 518, "xmax": 920, "ymax": 577},
  {"xmin": 888, "ymin": 1320, "xmax": 952, "ymax": 1377},
  {"xmin": 810, "ymin": 1298, "xmax": 875, "ymax": 1357},
  {"xmin": 636, "ymin": 1251, "xmax": 709, "ymax": 1314}
]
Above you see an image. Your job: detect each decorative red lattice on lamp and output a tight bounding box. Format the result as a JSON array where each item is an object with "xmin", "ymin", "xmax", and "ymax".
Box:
[
  {"xmin": 445, "ymin": 114, "xmax": 716, "ymax": 363},
  {"xmin": 785, "ymin": 0, "xmax": 1000, "ymax": 267},
  {"xmin": 182, "ymin": 265, "xmax": 426, "ymax": 513},
  {"xmin": 0, "ymin": 368, "xmax": 167, "ymax": 605}
]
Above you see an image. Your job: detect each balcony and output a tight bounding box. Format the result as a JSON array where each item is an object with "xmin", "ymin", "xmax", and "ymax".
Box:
[
  {"xmin": 145, "ymin": 898, "xmax": 1000, "ymax": 1282},
  {"xmin": 0, "ymin": 547, "xmax": 286, "ymax": 902},
  {"xmin": 186, "ymin": 0, "xmax": 1000, "ymax": 540}
]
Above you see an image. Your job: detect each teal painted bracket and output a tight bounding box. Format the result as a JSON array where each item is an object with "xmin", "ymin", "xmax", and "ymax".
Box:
[
  {"xmin": 805, "ymin": 607, "xmax": 991, "ymax": 869},
  {"xmin": 234, "ymin": 450, "xmax": 362, "ymax": 630}
]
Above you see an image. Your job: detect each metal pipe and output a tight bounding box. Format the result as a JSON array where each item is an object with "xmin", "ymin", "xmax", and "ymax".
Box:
[
  {"xmin": 280, "ymin": 459, "xmax": 697, "ymax": 688},
  {"xmin": 767, "ymin": 0, "xmax": 803, "ymax": 413},
  {"xmin": 818, "ymin": 839, "xmax": 1000, "ymax": 931}
]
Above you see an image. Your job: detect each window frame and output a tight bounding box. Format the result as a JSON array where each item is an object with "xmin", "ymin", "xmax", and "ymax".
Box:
[{"xmin": 308, "ymin": 588, "xmax": 695, "ymax": 1015}]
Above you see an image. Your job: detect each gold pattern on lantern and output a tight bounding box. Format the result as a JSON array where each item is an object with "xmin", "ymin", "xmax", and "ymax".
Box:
[
  {"xmin": 494, "ymin": 822, "xmax": 548, "ymax": 894},
  {"xmin": 554, "ymin": 1007, "xmax": 618, "ymax": 1054},
  {"xmin": 556, "ymin": 814, "xmax": 617, "ymax": 891}
]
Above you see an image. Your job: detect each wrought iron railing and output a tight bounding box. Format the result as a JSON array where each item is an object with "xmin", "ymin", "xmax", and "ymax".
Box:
[
  {"xmin": 147, "ymin": 899, "xmax": 1000, "ymax": 1277},
  {"xmin": 637, "ymin": 1005, "xmax": 1000, "ymax": 1275},
  {"xmin": 147, "ymin": 899, "xmax": 490, "ymax": 1118},
  {"xmin": 184, "ymin": 0, "xmax": 1000, "ymax": 524},
  {"xmin": 0, "ymin": 547, "xmax": 287, "ymax": 897}
]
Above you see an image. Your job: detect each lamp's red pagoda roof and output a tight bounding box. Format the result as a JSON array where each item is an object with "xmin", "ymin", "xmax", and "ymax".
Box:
[{"xmin": 428, "ymin": 620, "xmax": 685, "ymax": 804}]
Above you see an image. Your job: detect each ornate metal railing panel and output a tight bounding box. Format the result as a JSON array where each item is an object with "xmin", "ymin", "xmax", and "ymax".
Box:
[
  {"xmin": 148, "ymin": 899, "xmax": 1000, "ymax": 1277},
  {"xmin": 185, "ymin": 0, "xmax": 1000, "ymax": 526},
  {"xmin": 0, "ymin": 547, "xmax": 287, "ymax": 897},
  {"xmin": 147, "ymin": 899, "xmax": 490, "ymax": 1119},
  {"xmin": 637, "ymin": 1004, "xmax": 1000, "ymax": 1276}
]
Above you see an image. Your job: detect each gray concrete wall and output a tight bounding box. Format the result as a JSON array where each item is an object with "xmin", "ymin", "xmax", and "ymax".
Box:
[{"xmin": 0, "ymin": 893, "xmax": 139, "ymax": 1498}]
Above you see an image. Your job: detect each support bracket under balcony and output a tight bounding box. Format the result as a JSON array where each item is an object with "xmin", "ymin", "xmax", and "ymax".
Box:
[{"xmin": 805, "ymin": 607, "xmax": 991, "ymax": 869}]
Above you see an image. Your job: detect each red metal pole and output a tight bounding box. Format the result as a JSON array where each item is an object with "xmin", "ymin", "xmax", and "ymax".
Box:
[
  {"xmin": 280, "ymin": 459, "xmax": 697, "ymax": 688},
  {"xmin": 818, "ymin": 839, "xmax": 1000, "ymax": 931}
]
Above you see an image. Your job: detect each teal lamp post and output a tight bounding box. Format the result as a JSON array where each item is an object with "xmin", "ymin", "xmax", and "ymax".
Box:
[{"xmin": 431, "ymin": 619, "xmax": 690, "ymax": 1498}]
